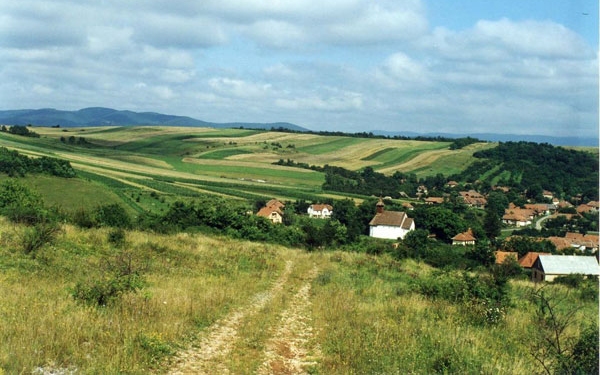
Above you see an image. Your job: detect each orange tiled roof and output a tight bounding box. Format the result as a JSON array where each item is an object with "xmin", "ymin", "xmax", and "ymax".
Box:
[
  {"xmin": 452, "ymin": 229, "xmax": 476, "ymax": 242},
  {"xmin": 495, "ymin": 251, "xmax": 518, "ymax": 264},
  {"xmin": 518, "ymin": 252, "xmax": 550, "ymax": 268}
]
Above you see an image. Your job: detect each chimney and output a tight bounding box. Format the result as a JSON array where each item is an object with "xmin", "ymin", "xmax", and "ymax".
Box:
[{"xmin": 376, "ymin": 198, "xmax": 385, "ymax": 214}]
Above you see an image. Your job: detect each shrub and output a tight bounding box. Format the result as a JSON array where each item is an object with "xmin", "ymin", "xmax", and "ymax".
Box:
[
  {"xmin": 71, "ymin": 208, "xmax": 96, "ymax": 228},
  {"xmin": 552, "ymin": 273, "xmax": 585, "ymax": 288},
  {"xmin": 94, "ymin": 203, "xmax": 131, "ymax": 228},
  {"xmin": 107, "ymin": 228, "xmax": 126, "ymax": 247},
  {"xmin": 70, "ymin": 251, "xmax": 147, "ymax": 306},
  {"xmin": 20, "ymin": 222, "xmax": 61, "ymax": 256}
]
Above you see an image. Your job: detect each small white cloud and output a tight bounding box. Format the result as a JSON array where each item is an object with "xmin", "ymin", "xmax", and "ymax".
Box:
[
  {"xmin": 208, "ymin": 77, "xmax": 273, "ymax": 99},
  {"xmin": 32, "ymin": 84, "xmax": 53, "ymax": 95}
]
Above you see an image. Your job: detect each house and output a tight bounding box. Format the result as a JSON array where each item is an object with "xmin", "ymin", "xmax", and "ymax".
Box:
[
  {"xmin": 503, "ymin": 204, "xmax": 535, "ymax": 227},
  {"xmin": 257, "ymin": 206, "xmax": 283, "ymax": 224},
  {"xmin": 518, "ymin": 252, "xmax": 551, "ymax": 269},
  {"xmin": 524, "ymin": 204, "xmax": 554, "ymax": 216},
  {"xmin": 576, "ymin": 203, "xmax": 596, "ymax": 214},
  {"xmin": 546, "ymin": 236, "xmax": 574, "ymax": 252},
  {"xmin": 459, "ymin": 190, "xmax": 487, "ymax": 208},
  {"xmin": 307, "ymin": 204, "xmax": 333, "ymax": 219},
  {"xmin": 402, "ymin": 202, "xmax": 414, "ymax": 210},
  {"xmin": 564, "ymin": 232, "xmax": 599, "ymax": 252},
  {"xmin": 495, "ymin": 251, "xmax": 518, "ymax": 264},
  {"xmin": 446, "ymin": 181, "xmax": 459, "ymax": 188},
  {"xmin": 257, "ymin": 198, "xmax": 285, "ymax": 224},
  {"xmin": 369, "ymin": 199, "xmax": 415, "ymax": 240},
  {"xmin": 425, "ymin": 197, "xmax": 444, "ymax": 205},
  {"xmin": 265, "ymin": 199, "xmax": 285, "ymax": 210},
  {"xmin": 502, "ymin": 212, "xmax": 532, "ymax": 227},
  {"xmin": 531, "ymin": 255, "xmax": 599, "ymax": 282},
  {"xmin": 543, "ymin": 190, "xmax": 554, "ymax": 200},
  {"xmin": 452, "ymin": 229, "xmax": 476, "ymax": 246}
]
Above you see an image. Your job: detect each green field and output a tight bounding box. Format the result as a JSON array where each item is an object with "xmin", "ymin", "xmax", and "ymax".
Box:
[{"xmin": 0, "ymin": 126, "xmax": 494, "ymax": 206}]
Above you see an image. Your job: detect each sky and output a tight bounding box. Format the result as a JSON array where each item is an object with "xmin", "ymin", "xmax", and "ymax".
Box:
[{"xmin": 1, "ymin": 0, "xmax": 598, "ymax": 138}]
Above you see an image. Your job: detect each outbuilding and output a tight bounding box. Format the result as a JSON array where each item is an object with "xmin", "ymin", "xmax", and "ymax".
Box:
[{"xmin": 531, "ymin": 255, "xmax": 599, "ymax": 282}]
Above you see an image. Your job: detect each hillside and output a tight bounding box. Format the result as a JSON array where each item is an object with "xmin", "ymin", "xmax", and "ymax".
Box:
[
  {"xmin": 0, "ymin": 219, "xmax": 596, "ymax": 374},
  {"xmin": 0, "ymin": 125, "xmax": 493, "ymax": 209}
]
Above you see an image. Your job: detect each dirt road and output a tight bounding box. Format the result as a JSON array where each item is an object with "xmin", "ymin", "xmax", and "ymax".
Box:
[{"xmin": 167, "ymin": 259, "xmax": 320, "ymax": 374}]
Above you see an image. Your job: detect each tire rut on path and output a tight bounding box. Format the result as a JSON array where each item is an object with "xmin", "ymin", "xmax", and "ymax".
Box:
[
  {"xmin": 257, "ymin": 265, "xmax": 320, "ymax": 375},
  {"xmin": 167, "ymin": 261, "xmax": 294, "ymax": 375}
]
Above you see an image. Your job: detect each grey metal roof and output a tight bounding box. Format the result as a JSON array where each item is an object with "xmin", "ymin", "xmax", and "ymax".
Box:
[{"xmin": 538, "ymin": 255, "xmax": 599, "ymax": 275}]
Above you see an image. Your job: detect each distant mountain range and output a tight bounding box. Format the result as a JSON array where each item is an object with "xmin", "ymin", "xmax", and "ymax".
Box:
[
  {"xmin": 371, "ymin": 130, "xmax": 598, "ymax": 147},
  {"xmin": 0, "ymin": 107, "xmax": 307, "ymax": 132},
  {"xmin": 0, "ymin": 107, "xmax": 596, "ymax": 147}
]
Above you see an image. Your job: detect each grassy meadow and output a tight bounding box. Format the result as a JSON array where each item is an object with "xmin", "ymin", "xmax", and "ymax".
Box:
[{"xmin": 0, "ymin": 218, "xmax": 596, "ymax": 374}]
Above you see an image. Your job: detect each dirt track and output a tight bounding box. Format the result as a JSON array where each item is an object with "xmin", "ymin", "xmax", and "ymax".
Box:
[{"xmin": 167, "ymin": 260, "xmax": 320, "ymax": 374}]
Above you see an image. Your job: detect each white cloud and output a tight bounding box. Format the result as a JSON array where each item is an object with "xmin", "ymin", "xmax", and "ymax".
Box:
[
  {"xmin": 208, "ymin": 77, "xmax": 273, "ymax": 99},
  {"xmin": 0, "ymin": 0, "xmax": 596, "ymax": 138}
]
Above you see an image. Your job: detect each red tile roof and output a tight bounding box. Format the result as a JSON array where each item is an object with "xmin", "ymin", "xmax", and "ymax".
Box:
[
  {"xmin": 495, "ymin": 251, "xmax": 518, "ymax": 264},
  {"xmin": 452, "ymin": 229, "xmax": 476, "ymax": 242},
  {"xmin": 518, "ymin": 252, "xmax": 550, "ymax": 268}
]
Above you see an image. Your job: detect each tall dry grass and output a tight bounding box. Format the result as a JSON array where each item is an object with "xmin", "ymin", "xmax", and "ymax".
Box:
[
  {"xmin": 0, "ymin": 220, "xmax": 285, "ymax": 373},
  {"xmin": 309, "ymin": 251, "xmax": 597, "ymax": 374},
  {"xmin": 0, "ymin": 219, "xmax": 596, "ymax": 374}
]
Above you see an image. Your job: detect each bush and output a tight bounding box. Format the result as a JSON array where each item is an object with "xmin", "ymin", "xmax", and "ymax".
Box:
[
  {"xmin": 20, "ymin": 222, "xmax": 61, "ymax": 256},
  {"xmin": 552, "ymin": 273, "xmax": 585, "ymax": 288},
  {"xmin": 0, "ymin": 179, "xmax": 48, "ymax": 224},
  {"xmin": 71, "ymin": 208, "xmax": 97, "ymax": 228},
  {"xmin": 107, "ymin": 228, "xmax": 126, "ymax": 247},
  {"xmin": 94, "ymin": 203, "xmax": 131, "ymax": 228},
  {"xmin": 70, "ymin": 251, "xmax": 147, "ymax": 306}
]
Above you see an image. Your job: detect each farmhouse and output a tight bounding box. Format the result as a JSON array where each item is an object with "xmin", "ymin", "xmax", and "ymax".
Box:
[
  {"xmin": 307, "ymin": 204, "xmax": 333, "ymax": 219},
  {"xmin": 369, "ymin": 199, "xmax": 415, "ymax": 240},
  {"xmin": 257, "ymin": 206, "xmax": 283, "ymax": 224},
  {"xmin": 545, "ymin": 233, "xmax": 599, "ymax": 253},
  {"xmin": 531, "ymin": 255, "xmax": 599, "ymax": 282},
  {"xmin": 452, "ymin": 229, "xmax": 476, "ymax": 246},
  {"xmin": 459, "ymin": 190, "xmax": 487, "ymax": 208},
  {"xmin": 257, "ymin": 198, "xmax": 285, "ymax": 224}
]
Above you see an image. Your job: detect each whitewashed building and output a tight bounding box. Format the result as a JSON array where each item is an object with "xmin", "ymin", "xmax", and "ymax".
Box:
[
  {"xmin": 369, "ymin": 199, "xmax": 415, "ymax": 240},
  {"xmin": 307, "ymin": 204, "xmax": 333, "ymax": 219}
]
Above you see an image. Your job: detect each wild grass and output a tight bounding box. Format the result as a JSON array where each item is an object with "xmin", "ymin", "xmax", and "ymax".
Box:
[
  {"xmin": 0, "ymin": 219, "xmax": 285, "ymax": 374},
  {"xmin": 0, "ymin": 220, "xmax": 596, "ymax": 373},
  {"xmin": 309, "ymin": 251, "xmax": 598, "ymax": 374}
]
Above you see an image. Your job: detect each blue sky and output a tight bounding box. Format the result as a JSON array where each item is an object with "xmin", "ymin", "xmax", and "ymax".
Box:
[{"xmin": 1, "ymin": 0, "xmax": 598, "ymax": 138}]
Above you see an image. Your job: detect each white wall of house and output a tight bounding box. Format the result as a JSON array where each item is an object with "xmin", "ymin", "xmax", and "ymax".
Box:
[
  {"xmin": 308, "ymin": 207, "xmax": 332, "ymax": 218},
  {"xmin": 370, "ymin": 225, "xmax": 411, "ymax": 240}
]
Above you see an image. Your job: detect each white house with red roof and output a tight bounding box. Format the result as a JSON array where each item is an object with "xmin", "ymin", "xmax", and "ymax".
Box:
[
  {"xmin": 369, "ymin": 199, "xmax": 415, "ymax": 240},
  {"xmin": 307, "ymin": 203, "xmax": 333, "ymax": 219}
]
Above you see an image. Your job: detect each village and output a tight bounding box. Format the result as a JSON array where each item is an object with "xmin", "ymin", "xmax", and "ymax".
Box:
[{"xmin": 256, "ymin": 183, "xmax": 600, "ymax": 283}]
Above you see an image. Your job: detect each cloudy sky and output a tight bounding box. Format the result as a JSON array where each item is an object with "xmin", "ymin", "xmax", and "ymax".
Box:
[{"xmin": 1, "ymin": 0, "xmax": 598, "ymax": 137}]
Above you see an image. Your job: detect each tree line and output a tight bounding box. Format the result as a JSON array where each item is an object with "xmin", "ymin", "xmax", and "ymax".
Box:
[
  {"xmin": 0, "ymin": 147, "xmax": 76, "ymax": 178},
  {"xmin": 1, "ymin": 125, "xmax": 40, "ymax": 138}
]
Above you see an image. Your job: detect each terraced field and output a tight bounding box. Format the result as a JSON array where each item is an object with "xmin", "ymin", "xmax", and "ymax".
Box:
[{"xmin": 0, "ymin": 125, "xmax": 493, "ymax": 209}]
